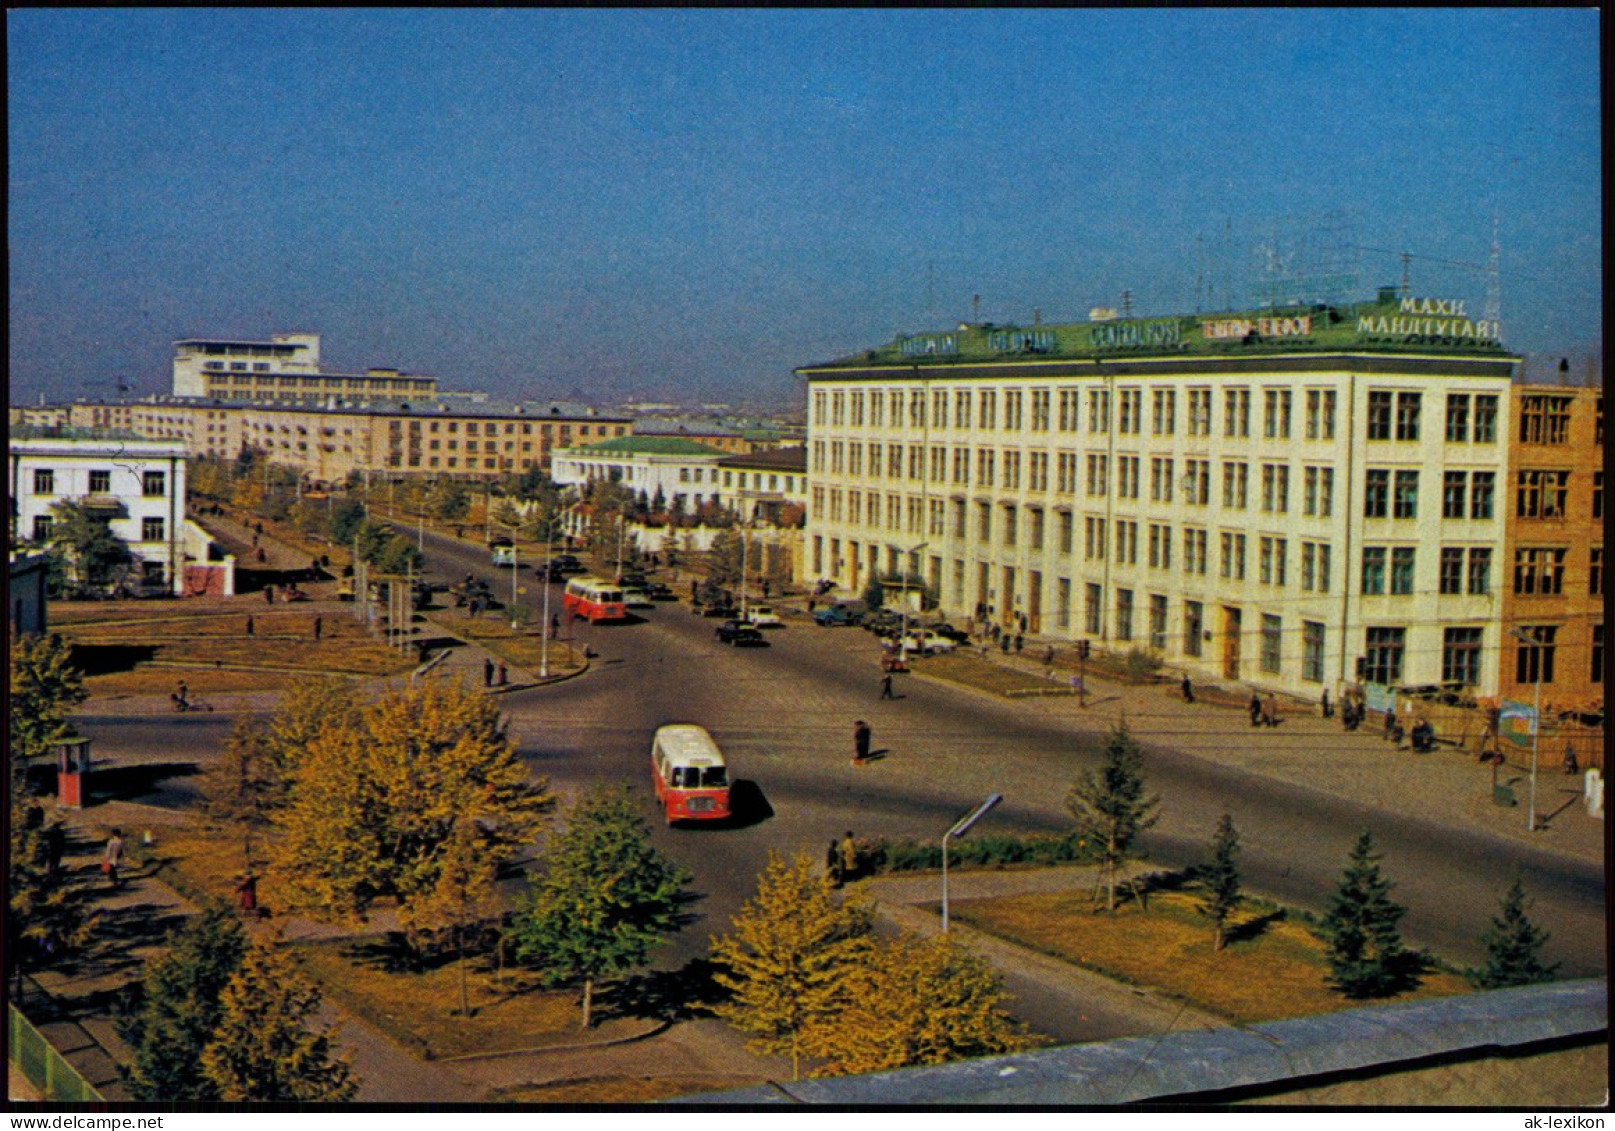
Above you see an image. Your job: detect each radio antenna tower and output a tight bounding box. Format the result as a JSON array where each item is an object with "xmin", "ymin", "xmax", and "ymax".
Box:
[
  {"xmin": 1400, "ymin": 249, "xmax": 1412, "ymax": 298},
  {"xmin": 1483, "ymin": 216, "xmax": 1502, "ymax": 327}
]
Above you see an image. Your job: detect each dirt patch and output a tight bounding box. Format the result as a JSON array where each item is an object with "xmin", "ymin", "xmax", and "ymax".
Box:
[
  {"xmin": 920, "ymin": 653, "xmax": 1067, "ymax": 697},
  {"xmin": 494, "ymin": 1074, "xmax": 764, "ymax": 1104}
]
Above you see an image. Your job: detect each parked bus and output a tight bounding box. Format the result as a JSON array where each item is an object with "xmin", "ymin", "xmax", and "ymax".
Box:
[
  {"xmin": 563, "ymin": 576, "xmax": 628, "ymax": 623},
  {"xmin": 650, "ymin": 724, "xmax": 730, "ymax": 825}
]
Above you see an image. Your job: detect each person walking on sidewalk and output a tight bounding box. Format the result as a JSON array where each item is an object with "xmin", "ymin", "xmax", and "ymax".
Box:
[
  {"xmin": 1248, "ymin": 692, "xmax": 1263, "ymax": 727},
  {"xmin": 852, "ymin": 720, "xmax": 872, "ymax": 765},
  {"xmin": 1321, "ymin": 689, "xmax": 1332, "ymax": 718},
  {"xmin": 497, "ymin": 661, "xmax": 508, "ymax": 687},
  {"xmin": 103, "ymin": 828, "xmax": 125, "ymax": 889},
  {"xmin": 839, "ymin": 831, "xmax": 859, "ymax": 881},
  {"xmin": 1263, "ymin": 693, "xmax": 1280, "ymax": 727},
  {"xmin": 1181, "ymin": 674, "xmax": 1194, "ymax": 703},
  {"xmin": 483, "ymin": 658, "xmax": 494, "ymax": 688},
  {"xmin": 880, "ymin": 673, "xmax": 895, "ymax": 700}
]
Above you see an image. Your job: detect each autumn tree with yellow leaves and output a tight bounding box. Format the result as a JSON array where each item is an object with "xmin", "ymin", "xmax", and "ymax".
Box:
[{"xmin": 269, "ymin": 680, "xmax": 551, "ymax": 954}]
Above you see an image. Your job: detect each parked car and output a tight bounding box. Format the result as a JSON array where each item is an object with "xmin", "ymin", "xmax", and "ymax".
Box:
[
  {"xmin": 813, "ymin": 604, "xmax": 862, "ymax": 627},
  {"xmin": 746, "ymin": 605, "xmax": 783, "ymax": 628},
  {"xmin": 700, "ymin": 601, "xmax": 739, "ymax": 619},
  {"xmin": 885, "ymin": 630, "xmax": 957, "ymax": 655},
  {"xmin": 645, "ymin": 582, "xmax": 677, "ymax": 601},
  {"xmin": 622, "ymin": 587, "xmax": 653, "ymax": 608},
  {"xmin": 550, "ymin": 554, "xmax": 585, "ymax": 574},
  {"xmin": 716, "ymin": 620, "xmax": 767, "ymax": 646},
  {"xmin": 617, "ymin": 570, "xmax": 649, "ymax": 588},
  {"xmin": 929, "ymin": 623, "xmax": 971, "ymax": 644}
]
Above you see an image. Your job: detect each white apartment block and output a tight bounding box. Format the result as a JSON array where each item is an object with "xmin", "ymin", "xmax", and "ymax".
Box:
[
  {"xmin": 172, "ymin": 333, "xmax": 438, "ymax": 404},
  {"xmin": 800, "ymin": 292, "xmax": 1516, "ymax": 700},
  {"xmin": 551, "ymin": 437, "xmax": 731, "ymax": 510},
  {"xmin": 9, "ymin": 432, "xmax": 191, "ymax": 594}
]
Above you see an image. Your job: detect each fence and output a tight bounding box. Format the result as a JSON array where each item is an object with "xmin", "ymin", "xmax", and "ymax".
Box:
[
  {"xmin": 1390, "ymin": 694, "xmax": 1604, "ymax": 773},
  {"xmin": 8, "ymin": 1004, "xmax": 103, "ymax": 1102}
]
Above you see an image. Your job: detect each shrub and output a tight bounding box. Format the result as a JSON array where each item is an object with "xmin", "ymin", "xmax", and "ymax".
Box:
[
  {"xmin": 862, "ymin": 833, "xmax": 1098, "ymax": 875},
  {"xmin": 1122, "ymin": 647, "xmax": 1164, "ymax": 679}
]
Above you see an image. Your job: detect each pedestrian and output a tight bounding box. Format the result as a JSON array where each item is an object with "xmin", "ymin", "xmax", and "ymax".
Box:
[
  {"xmin": 1000, "ymin": 635, "xmax": 1011, "ymax": 654},
  {"xmin": 245, "ymin": 615, "xmax": 254, "ymax": 637},
  {"xmin": 264, "ymin": 584, "xmax": 274, "ymax": 605},
  {"xmin": 1013, "ymin": 633, "xmax": 1024, "ymax": 653},
  {"xmin": 255, "ymin": 521, "xmax": 263, "ymax": 536},
  {"xmin": 808, "ymin": 597, "xmax": 816, "ymax": 614},
  {"xmin": 1019, "ymin": 611, "xmax": 1028, "ymax": 633},
  {"xmin": 690, "ymin": 580, "xmax": 698, "ymax": 600},
  {"xmin": 312, "ymin": 616, "xmax": 322, "ymax": 641},
  {"xmin": 762, "ymin": 580, "xmax": 771, "ymax": 599},
  {"xmin": 483, "ymin": 658, "xmax": 494, "ymax": 688},
  {"xmin": 839, "ymin": 831, "xmax": 859, "ymax": 881},
  {"xmin": 1383, "ymin": 707, "xmax": 1397, "ymax": 742},
  {"xmin": 852, "ymin": 720, "xmax": 872, "ymax": 765},
  {"xmin": 255, "ymin": 546, "xmax": 266, "ymax": 563},
  {"xmin": 497, "ymin": 661, "xmax": 508, "ymax": 687},
  {"xmin": 176, "ymin": 680, "xmax": 189, "ymax": 709},
  {"xmin": 1321, "ymin": 689, "xmax": 1332, "ymax": 718},
  {"xmin": 236, "ymin": 871, "xmax": 258, "ymax": 913},
  {"xmin": 1263, "ymin": 693, "xmax": 1280, "ymax": 727},
  {"xmin": 880, "ymin": 673, "xmax": 895, "ymax": 700},
  {"xmin": 1044, "ymin": 644, "xmax": 1055, "ymax": 666},
  {"xmin": 1181, "ymin": 674, "xmax": 1194, "ymax": 703},
  {"xmin": 1249, "ymin": 692, "xmax": 1263, "ymax": 727},
  {"xmin": 826, "ymin": 839, "xmax": 843, "ymax": 887},
  {"xmin": 550, "ymin": 613, "xmax": 561, "ymax": 636},
  {"xmin": 44, "ymin": 822, "xmax": 65, "ymax": 877},
  {"xmin": 103, "ymin": 828, "xmax": 125, "ymax": 888}
]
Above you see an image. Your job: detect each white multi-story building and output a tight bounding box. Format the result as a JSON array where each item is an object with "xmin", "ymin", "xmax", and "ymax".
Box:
[
  {"xmin": 9, "ymin": 431, "xmax": 191, "ymax": 594},
  {"xmin": 172, "ymin": 333, "xmax": 438, "ymax": 404},
  {"xmin": 551, "ymin": 436, "xmax": 730, "ymax": 510},
  {"xmin": 799, "ymin": 289, "xmax": 1516, "ymax": 700}
]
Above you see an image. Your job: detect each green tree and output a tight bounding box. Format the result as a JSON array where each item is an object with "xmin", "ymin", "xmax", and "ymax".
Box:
[
  {"xmin": 117, "ymin": 902, "xmax": 248, "ymax": 1100},
  {"xmin": 430, "ymin": 480, "xmax": 471, "ymax": 521},
  {"xmin": 205, "ymin": 718, "xmax": 282, "ymax": 867},
  {"xmin": 801, "ymin": 931, "xmax": 1031, "ymax": 1077},
  {"xmin": 47, "ymin": 500, "xmax": 132, "ymax": 590},
  {"xmin": 1065, "ymin": 723, "xmax": 1161, "ymax": 912},
  {"xmin": 1473, "ymin": 878, "xmax": 1560, "ymax": 989},
  {"xmin": 1198, "ymin": 814, "xmax": 1243, "ymax": 951},
  {"xmin": 328, "ymin": 498, "xmax": 367, "ymax": 545},
  {"xmin": 711, "ymin": 850, "xmax": 874, "ymax": 1081},
  {"xmin": 199, "ymin": 939, "xmax": 357, "ymax": 1101},
  {"xmin": 509, "ymin": 787, "xmax": 690, "ymax": 1029},
  {"xmin": 9, "ymin": 632, "xmax": 88, "ymax": 764},
  {"xmin": 270, "ymin": 681, "xmax": 552, "ymax": 943},
  {"xmin": 491, "ymin": 498, "xmax": 523, "ymax": 528},
  {"xmin": 707, "ymin": 527, "xmax": 745, "ymax": 587},
  {"xmin": 375, "ymin": 533, "xmax": 423, "ymax": 575},
  {"xmin": 1321, "ymin": 831, "xmax": 1420, "ymax": 998},
  {"xmin": 410, "ymin": 817, "xmax": 502, "ymax": 1018}
]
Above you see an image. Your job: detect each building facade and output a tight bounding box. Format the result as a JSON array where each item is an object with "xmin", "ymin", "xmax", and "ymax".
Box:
[
  {"xmin": 800, "ymin": 290, "xmax": 1517, "ymax": 700},
  {"xmin": 550, "ymin": 437, "xmax": 730, "ymax": 509},
  {"xmin": 172, "ymin": 334, "xmax": 438, "ymax": 404},
  {"xmin": 9, "ymin": 431, "xmax": 191, "ymax": 594},
  {"xmin": 714, "ymin": 447, "xmax": 809, "ymax": 524},
  {"xmin": 1498, "ymin": 385, "xmax": 1605, "ymax": 711}
]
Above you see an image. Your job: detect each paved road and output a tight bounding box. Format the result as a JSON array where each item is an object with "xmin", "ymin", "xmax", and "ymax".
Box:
[{"xmin": 416, "ymin": 533, "xmax": 1605, "ymax": 987}]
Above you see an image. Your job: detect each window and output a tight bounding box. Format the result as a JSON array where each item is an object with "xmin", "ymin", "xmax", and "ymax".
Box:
[
  {"xmin": 1150, "ymin": 458, "xmax": 1175, "ymax": 503},
  {"xmin": 1261, "ymin": 464, "xmax": 1289, "ymax": 512},
  {"xmin": 1187, "ymin": 388, "xmax": 1213, "ymax": 436},
  {"xmin": 1087, "ymin": 389, "xmax": 1110, "ymax": 433},
  {"xmin": 1263, "ymin": 389, "xmax": 1292, "ymax": 439},
  {"xmin": 1057, "ymin": 389, "xmax": 1078, "ymax": 432},
  {"xmin": 1362, "ymin": 547, "xmax": 1387, "ymax": 594},
  {"xmin": 1364, "ymin": 627, "xmax": 1406, "ymax": 685},
  {"xmin": 979, "ymin": 391, "xmax": 996, "ymax": 429},
  {"xmin": 1514, "ymin": 626, "xmax": 1557, "ymax": 684},
  {"xmin": 1513, "ymin": 547, "xmax": 1567, "ymax": 595},
  {"xmin": 1220, "ymin": 532, "xmax": 1246, "ymax": 580},
  {"xmin": 1302, "ymin": 622, "xmax": 1326, "ymax": 682},
  {"xmin": 1030, "ymin": 390, "xmax": 1050, "ymax": 432},
  {"xmin": 1183, "ymin": 600, "xmax": 1203, "ymax": 657},
  {"xmin": 1085, "ymin": 583, "xmax": 1103, "ymax": 635},
  {"xmin": 1152, "ymin": 389, "xmax": 1176, "ymax": 435},
  {"xmin": 1516, "ymin": 470, "xmax": 1569, "ymax": 518},
  {"xmin": 1442, "ymin": 471, "xmax": 1467, "ymax": 519},
  {"xmin": 1223, "ymin": 461, "xmax": 1248, "ymax": 509},
  {"xmin": 1366, "ymin": 391, "xmax": 1393, "ymax": 440},
  {"xmin": 1470, "ymin": 472, "xmax": 1495, "ymax": 519},
  {"xmin": 1002, "ymin": 505, "xmax": 1018, "ymax": 547},
  {"xmin": 1084, "ymin": 517, "xmax": 1107, "ymax": 561},
  {"xmin": 1086, "ymin": 454, "xmax": 1108, "ymax": 496},
  {"xmin": 1305, "ymin": 389, "xmax": 1339, "ymax": 440},
  {"xmin": 977, "ymin": 502, "xmax": 991, "ymax": 542},
  {"xmin": 141, "ymin": 516, "xmax": 165, "ymax": 542},
  {"xmin": 1183, "ymin": 528, "xmax": 1208, "ymax": 574},
  {"xmin": 1149, "ymin": 523, "xmax": 1172, "ymax": 569},
  {"xmin": 1115, "ymin": 520, "xmax": 1138, "ymax": 565},
  {"xmin": 1223, "ymin": 388, "xmax": 1250, "ymax": 437},
  {"xmin": 1446, "ymin": 394, "xmax": 1471, "ymax": 442},
  {"xmin": 1029, "ymin": 507, "xmax": 1045, "ymax": 550},
  {"xmin": 1057, "ymin": 452, "xmax": 1077, "ymax": 494},
  {"xmin": 1393, "ymin": 470, "xmax": 1418, "ymax": 519},
  {"xmin": 1003, "ymin": 390, "xmax": 1022, "ymax": 430},
  {"xmin": 1468, "ymin": 548, "xmax": 1492, "ymax": 595},
  {"xmin": 1149, "ymin": 595, "xmax": 1168, "ymax": 651},
  {"xmin": 1395, "ymin": 392, "xmax": 1422, "ymax": 440},
  {"xmin": 1117, "ymin": 389, "xmax": 1142, "ymax": 435},
  {"xmin": 1185, "ymin": 460, "xmax": 1210, "ymax": 505},
  {"xmin": 89, "ymin": 469, "xmax": 111, "ymax": 494},
  {"xmin": 32, "ymin": 469, "xmax": 54, "ymax": 494},
  {"xmin": 1591, "ymin": 547, "xmax": 1604, "ymax": 598},
  {"xmin": 1364, "ymin": 469, "xmax": 1389, "ymax": 518},
  {"xmin": 1443, "ymin": 628, "xmax": 1484, "ymax": 686},
  {"xmin": 1117, "ymin": 456, "xmax": 1139, "ymax": 499},
  {"xmin": 977, "ymin": 448, "xmax": 994, "ymax": 486},
  {"xmin": 1115, "ymin": 589, "xmax": 1134, "ymax": 642},
  {"xmin": 1594, "ymin": 471, "xmax": 1604, "ymax": 520},
  {"xmin": 1439, "ymin": 547, "xmax": 1464, "ymax": 595},
  {"xmin": 1058, "ymin": 510, "xmax": 1074, "ymax": 554},
  {"xmin": 1519, "ymin": 394, "xmax": 1572, "ymax": 444},
  {"xmin": 32, "ymin": 515, "xmax": 53, "ymax": 542},
  {"xmin": 1474, "ymin": 395, "xmax": 1499, "ymax": 442},
  {"xmin": 1390, "ymin": 547, "xmax": 1415, "ymax": 594},
  {"xmin": 1260, "ymin": 615, "xmax": 1282, "ymax": 674}
]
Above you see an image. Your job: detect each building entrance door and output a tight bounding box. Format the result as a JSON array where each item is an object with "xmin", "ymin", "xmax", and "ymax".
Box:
[
  {"xmin": 1001, "ymin": 566, "xmax": 1017, "ymax": 627},
  {"xmin": 1222, "ymin": 606, "xmax": 1242, "ymax": 680},
  {"xmin": 1028, "ymin": 571, "xmax": 1042, "ymax": 633}
]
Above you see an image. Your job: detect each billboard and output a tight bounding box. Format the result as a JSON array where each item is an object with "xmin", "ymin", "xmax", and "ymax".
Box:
[{"xmin": 1498, "ymin": 699, "xmax": 1538, "ymax": 748}]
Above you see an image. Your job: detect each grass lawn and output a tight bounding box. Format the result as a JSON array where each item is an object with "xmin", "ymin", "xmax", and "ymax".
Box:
[
  {"xmin": 427, "ymin": 614, "xmax": 586, "ymax": 676},
  {"xmin": 921, "ymin": 652, "xmax": 1069, "ymax": 698},
  {"xmin": 85, "ymin": 667, "xmax": 299, "ymax": 698},
  {"xmin": 495, "ymin": 1075, "xmax": 765, "ymax": 1104},
  {"xmin": 292, "ymin": 938, "xmax": 605, "ymax": 1061},
  {"xmin": 139, "ymin": 822, "xmax": 262, "ymax": 907},
  {"xmin": 950, "ymin": 889, "xmax": 1472, "ymax": 1025}
]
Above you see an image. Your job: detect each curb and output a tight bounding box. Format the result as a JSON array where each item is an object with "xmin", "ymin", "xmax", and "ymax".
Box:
[{"xmin": 436, "ymin": 1018, "xmax": 673, "ymax": 1063}]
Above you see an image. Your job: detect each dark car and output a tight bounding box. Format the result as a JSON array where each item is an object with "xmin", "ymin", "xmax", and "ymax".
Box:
[
  {"xmin": 617, "ymin": 570, "xmax": 649, "ymax": 588},
  {"xmin": 645, "ymin": 583, "xmax": 677, "ymax": 601},
  {"xmin": 702, "ymin": 602, "xmax": 740, "ymax": 620},
  {"xmin": 716, "ymin": 620, "xmax": 767, "ymax": 646},
  {"xmin": 550, "ymin": 555, "xmax": 585, "ymax": 574},
  {"xmin": 929, "ymin": 623, "xmax": 971, "ymax": 644}
]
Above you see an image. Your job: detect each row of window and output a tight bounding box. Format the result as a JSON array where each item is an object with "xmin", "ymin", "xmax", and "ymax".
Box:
[
  {"xmin": 815, "ymin": 386, "xmax": 1501, "ymax": 444},
  {"xmin": 32, "ymin": 515, "xmax": 167, "ymax": 542},
  {"xmin": 31, "ymin": 469, "xmax": 167, "ymax": 496}
]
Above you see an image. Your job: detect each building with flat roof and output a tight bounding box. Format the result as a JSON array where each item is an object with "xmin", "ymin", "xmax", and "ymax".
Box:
[
  {"xmin": 172, "ymin": 333, "xmax": 439, "ymax": 404},
  {"xmin": 799, "ymin": 288, "xmax": 1518, "ymax": 700},
  {"xmin": 551, "ymin": 436, "xmax": 730, "ymax": 510}
]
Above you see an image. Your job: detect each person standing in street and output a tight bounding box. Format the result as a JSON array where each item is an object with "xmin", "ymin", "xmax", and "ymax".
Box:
[
  {"xmin": 245, "ymin": 615, "xmax": 255, "ymax": 637},
  {"xmin": 264, "ymin": 584, "xmax": 274, "ymax": 606},
  {"xmin": 313, "ymin": 616, "xmax": 322, "ymax": 641},
  {"xmin": 497, "ymin": 661, "xmax": 508, "ymax": 687},
  {"xmin": 839, "ymin": 831, "xmax": 859, "ymax": 881},
  {"xmin": 880, "ymin": 673, "xmax": 895, "ymax": 700},
  {"xmin": 103, "ymin": 828, "xmax": 125, "ymax": 889},
  {"xmin": 1263, "ymin": 693, "xmax": 1280, "ymax": 727},
  {"xmin": 1181, "ymin": 674, "xmax": 1194, "ymax": 703},
  {"xmin": 1321, "ymin": 689, "xmax": 1331, "ymax": 718},
  {"xmin": 483, "ymin": 658, "xmax": 494, "ymax": 688},
  {"xmin": 1248, "ymin": 692, "xmax": 1263, "ymax": 727},
  {"xmin": 852, "ymin": 720, "xmax": 872, "ymax": 765}
]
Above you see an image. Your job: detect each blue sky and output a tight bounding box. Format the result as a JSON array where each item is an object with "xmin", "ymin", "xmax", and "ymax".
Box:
[{"xmin": 8, "ymin": 8, "xmax": 1601, "ymax": 406}]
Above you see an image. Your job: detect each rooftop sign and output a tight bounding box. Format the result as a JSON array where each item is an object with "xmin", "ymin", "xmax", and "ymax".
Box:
[{"xmin": 1357, "ymin": 297, "xmax": 1499, "ymax": 342}]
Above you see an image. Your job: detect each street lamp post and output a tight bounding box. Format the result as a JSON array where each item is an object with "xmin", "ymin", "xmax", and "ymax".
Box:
[
  {"xmin": 740, "ymin": 520, "xmax": 750, "ymax": 619},
  {"xmin": 539, "ymin": 520, "xmax": 553, "ymax": 678},
  {"xmin": 1509, "ymin": 627, "xmax": 1544, "ymax": 831},
  {"xmin": 941, "ymin": 794, "xmax": 1002, "ymax": 932}
]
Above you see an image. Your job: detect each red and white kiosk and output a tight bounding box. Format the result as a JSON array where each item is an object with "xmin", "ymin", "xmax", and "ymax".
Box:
[{"xmin": 53, "ymin": 733, "xmax": 91, "ymax": 809}]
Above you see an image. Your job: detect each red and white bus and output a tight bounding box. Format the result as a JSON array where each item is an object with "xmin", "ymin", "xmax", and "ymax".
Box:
[
  {"xmin": 562, "ymin": 576, "xmax": 629, "ymax": 623},
  {"xmin": 651, "ymin": 724, "xmax": 730, "ymax": 825}
]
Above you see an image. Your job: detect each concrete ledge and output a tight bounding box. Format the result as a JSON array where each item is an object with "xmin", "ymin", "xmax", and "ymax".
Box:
[{"xmin": 678, "ymin": 979, "xmax": 1607, "ymax": 1105}]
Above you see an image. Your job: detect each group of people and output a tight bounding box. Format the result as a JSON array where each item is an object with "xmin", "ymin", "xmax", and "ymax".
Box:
[
  {"xmin": 1247, "ymin": 691, "xmax": 1282, "ymax": 727},
  {"xmin": 825, "ymin": 830, "xmax": 860, "ymax": 886}
]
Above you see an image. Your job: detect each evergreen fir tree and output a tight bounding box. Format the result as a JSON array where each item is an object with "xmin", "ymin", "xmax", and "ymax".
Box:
[
  {"xmin": 1474, "ymin": 878, "xmax": 1560, "ymax": 989},
  {"xmin": 711, "ymin": 850, "xmax": 875, "ymax": 1081},
  {"xmin": 1065, "ymin": 723, "xmax": 1161, "ymax": 912},
  {"xmin": 200, "ymin": 939, "xmax": 357, "ymax": 1102},
  {"xmin": 117, "ymin": 902, "xmax": 248, "ymax": 1100},
  {"xmin": 1321, "ymin": 831, "xmax": 1421, "ymax": 998},
  {"xmin": 507, "ymin": 787, "xmax": 690, "ymax": 1029},
  {"xmin": 1198, "ymin": 814, "xmax": 1242, "ymax": 951}
]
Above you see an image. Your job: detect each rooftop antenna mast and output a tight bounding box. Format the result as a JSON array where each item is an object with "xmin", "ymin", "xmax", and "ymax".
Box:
[
  {"xmin": 1400, "ymin": 248, "xmax": 1412, "ymax": 298},
  {"xmin": 1483, "ymin": 215, "xmax": 1502, "ymax": 328},
  {"xmin": 1121, "ymin": 289, "xmax": 1133, "ymax": 319},
  {"xmin": 972, "ymin": 294, "xmax": 980, "ymax": 324}
]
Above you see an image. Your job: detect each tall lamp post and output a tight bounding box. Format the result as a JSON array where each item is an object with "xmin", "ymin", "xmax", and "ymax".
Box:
[
  {"xmin": 941, "ymin": 794, "xmax": 1002, "ymax": 932},
  {"xmin": 1509, "ymin": 627, "xmax": 1544, "ymax": 831}
]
